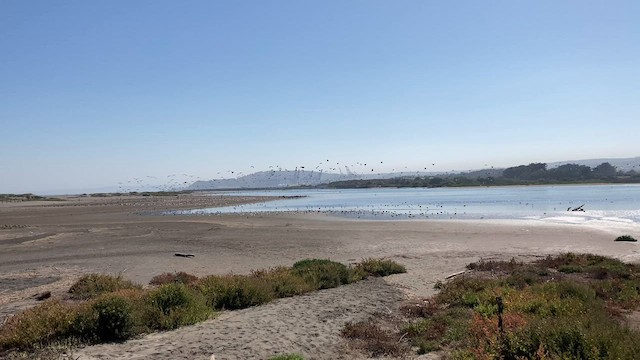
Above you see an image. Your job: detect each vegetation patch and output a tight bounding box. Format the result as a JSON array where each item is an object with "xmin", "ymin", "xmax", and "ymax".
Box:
[
  {"xmin": 347, "ymin": 253, "xmax": 640, "ymax": 359},
  {"xmin": 149, "ymin": 272, "xmax": 199, "ymax": 286},
  {"xmin": 147, "ymin": 284, "xmax": 211, "ymax": 330},
  {"xmin": 0, "ymin": 194, "xmax": 60, "ymax": 202},
  {"xmin": 356, "ymin": 258, "xmax": 407, "ymax": 277},
  {"xmin": 197, "ymin": 275, "xmax": 275, "ymax": 310},
  {"xmin": 615, "ymin": 235, "xmax": 638, "ymax": 242},
  {"xmin": 68, "ymin": 274, "xmax": 140, "ymax": 300},
  {"xmin": 327, "ymin": 161, "xmax": 640, "ymax": 189},
  {"xmin": 251, "ymin": 266, "xmax": 316, "ymax": 298},
  {"xmin": 342, "ymin": 253, "xmax": 640, "ymax": 359},
  {"xmin": 342, "ymin": 319, "xmax": 409, "ymax": 357},
  {"xmin": 268, "ymin": 354, "xmax": 305, "ymax": 360},
  {"xmin": 292, "ymin": 259, "xmax": 351, "ymax": 289},
  {"xmin": 0, "ymin": 258, "xmax": 405, "ymax": 356},
  {"xmin": 0, "ymin": 300, "xmax": 80, "ymax": 351}
]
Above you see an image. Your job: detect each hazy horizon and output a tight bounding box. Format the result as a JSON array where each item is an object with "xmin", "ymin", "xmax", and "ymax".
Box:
[
  {"xmin": 2, "ymin": 1, "xmax": 638, "ymax": 194},
  {"xmin": 5, "ymin": 154, "xmax": 637, "ymax": 195}
]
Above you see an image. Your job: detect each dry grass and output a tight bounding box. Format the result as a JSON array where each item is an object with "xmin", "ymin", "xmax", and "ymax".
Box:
[
  {"xmin": 68, "ymin": 274, "xmax": 140, "ymax": 300},
  {"xmin": 149, "ymin": 272, "xmax": 199, "ymax": 286},
  {"xmin": 342, "ymin": 319, "xmax": 409, "ymax": 357}
]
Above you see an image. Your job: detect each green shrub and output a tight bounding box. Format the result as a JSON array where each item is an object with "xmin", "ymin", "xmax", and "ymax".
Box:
[
  {"xmin": 90, "ymin": 294, "xmax": 134, "ymax": 342},
  {"xmin": 197, "ymin": 275, "xmax": 275, "ymax": 310},
  {"xmin": 356, "ymin": 258, "xmax": 406, "ymax": 277},
  {"xmin": 149, "ymin": 272, "xmax": 199, "ymax": 286},
  {"xmin": 268, "ymin": 354, "xmax": 305, "ymax": 360},
  {"xmin": 292, "ymin": 259, "xmax": 350, "ymax": 289},
  {"xmin": 149, "ymin": 283, "xmax": 193, "ymax": 314},
  {"xmin": 435, "ymin": 276, "xmax": 499, "ymax": 306},
  {"xmin": 501, "ymin": 314, "xmax": 640, "ymax": 359},
  {"xmin": 558, "ymin": 265, "xmax": 582, "ymax": 273},
  {"xmin": 541, "ymin": 253, "xmax": 637, "ymax": 280},
  {"xmin": 467, "ymin": 258, "xmax": 522, "ymax": 272},
  {"xmin": 550, "ymin": 281, "xmax": 596, "ymax": 301},
  {"xmin": 252, "ymin": 267, "xmax": 315, "ymax": 298},
  {"xmin": 147, "ymin": 284, "xmax": 210, "ymax": 330},
  {"xmin": 615, "ymin": 235, "xmax": 638, "ymax": 242},
  {"xmin": 537, "ymin": 253, "xmax": 635, "ymax": 275},
  {"xmin": 592, "ymin": 279, "xmax": 640, "ymax": 308},
  {"xmin": 505, "ymin": 272, "xmax": 537, "ymax": 289},
  {"xmin": 68, "ymin": 274, "xmax": 140, "ymax": 300},
  {"xmin": 403, "ymin": 307, "xmax": 470, "ymax": 348}
]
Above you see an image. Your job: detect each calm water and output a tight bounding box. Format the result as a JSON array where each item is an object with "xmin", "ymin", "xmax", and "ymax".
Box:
[{"xmin": 169, "ymin": 185, "xmax": 640, "ymax": 230}]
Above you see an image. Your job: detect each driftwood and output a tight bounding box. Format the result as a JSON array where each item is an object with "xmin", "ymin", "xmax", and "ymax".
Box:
[
  {"xmin": 174, "ymin": 253, "xmax": 195, "ymax": 258},
  {"xmin": 33, "ymin": 291, "xmax": 51, "ymax": 301},
  {"xmin": 445, "ymin": 270, "xmax": 467, "ymax": 279},
  {"xmin": 568, "ymin": 204, "xmax": 585, "ymax": 212}
]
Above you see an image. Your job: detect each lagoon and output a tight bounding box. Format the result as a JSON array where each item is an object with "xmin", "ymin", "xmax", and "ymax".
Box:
[{"xmin": 172, "ymin": 184, "xmax": 640, "ymax": 231}]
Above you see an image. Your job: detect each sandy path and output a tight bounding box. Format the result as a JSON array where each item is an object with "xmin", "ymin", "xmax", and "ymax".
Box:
[{"xmin": 75, "ymin": 277, "xmax": 404, "ymax": 360}]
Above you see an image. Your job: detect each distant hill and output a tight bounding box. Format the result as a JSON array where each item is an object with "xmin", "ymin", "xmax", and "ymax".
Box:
[
  {"xmin": 187, "ymin": 156, "xmax": 639, "ymax": 190},
  {"xmin": 451, "ymin": 168, "xmax": 505, "ymax": 179},
  {"xmin": 188, "ymin": 169, "xmax": 434, "ymax": 190},
  {"xmin": 549, "ymin": 157, "xmax": 640, "ymax": 172},
  {"xmin": 188, "ymin": 170, "xmax": 349, "ymax": 190}
]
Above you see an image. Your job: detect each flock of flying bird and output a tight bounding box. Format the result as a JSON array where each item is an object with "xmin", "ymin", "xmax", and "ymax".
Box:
[
  {"xmin": 116, "ymin": 160, "xmax": 640, "ymax": 194},
  {"xmin": 115, "ymin": 160, "xmax": 451, "ymax": 193}
]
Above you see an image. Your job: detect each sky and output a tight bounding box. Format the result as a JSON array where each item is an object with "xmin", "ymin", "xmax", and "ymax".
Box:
[{"xmin": 1, "ymin": 1, "xmax": 639, "ymax": 194}]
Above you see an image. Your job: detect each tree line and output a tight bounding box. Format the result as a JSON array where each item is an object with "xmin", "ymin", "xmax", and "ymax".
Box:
[{"xmin": 326, "ymin": 162, "xmax": 640, "ymax": 189}]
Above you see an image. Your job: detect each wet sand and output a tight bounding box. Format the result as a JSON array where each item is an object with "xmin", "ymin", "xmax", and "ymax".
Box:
[{"xmin": 1, "ymin": 194, "xmax": 638, "ymax": 359}]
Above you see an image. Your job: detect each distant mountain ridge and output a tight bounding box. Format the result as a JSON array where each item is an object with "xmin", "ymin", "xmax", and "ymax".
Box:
[
  {"xmin": 188, "ymin": 156, "xmax": 639, "ymax": 190},
  {"xmin": 188, "ymin": 169, "xmax": 434, "ymax": 190},
  {"xmin": 188, "ymin": 170, "xmax": 344, "ymax": 190}
]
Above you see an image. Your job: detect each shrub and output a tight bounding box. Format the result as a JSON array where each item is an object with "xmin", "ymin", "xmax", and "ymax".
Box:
[
  {"xmin": 615, "ymin": 235, "xmax": 638, "ymax": 242},
  {"xmin": 505, "ymin": 270, "xmax": 542, "ymax": 289},
  {"xmin": 149, "ymin": 272, "xmax": 199, "ymax": 286},
  {"xmin": 268, "ymin": 354, "xmax": 305, "ymax": 360},
  {"xmin": 251, "ymin": 267, "xmax": 315, "ymax": 298},
  {"xmin": 147, "ymin": 284, "xmax": 210, "ymax": 330},
  {"xmin": 292, "ymin": 259, "xmax": 350, "ymax": 289},
  {"xmin": 347, "ymin": 265, "xmax": 368, "ymax": 283},
  {"xmin": 537, "ymin": 253, "xmax": 637, "ymax": 280},
  {"xmin": 89, "ymin": 294, "xmax": 134, "ymax": 342},
  {"xmin": 434, "ymin": 276, "xmax": 500, "ymax": 306},
  {"xmin": 197, "ymin": 275, "xmax": 275, "ymax": 310},
  {"xmin": 592, "ymin": 279, "xmax": 640, "ymax": 308},
  {"xmin": 401, "ymin": 299, "xmax": 439, "ymax": 318},
  {"xmin": 356, "ymin": 258, "xmax": 406, "ymax": 277},
  {"xmin": 342, "ymin": 320, "xmax": 409, "ymax": 357},
  {"xmin": 0, "ymin": 300, "xmax": 79, "ymax": 350},
  {"xmin": 1, "ymin": 258, "xmax": 407, "ymax": 355},
  {"xmin": 467, "ymin": 258, "xmax": 522, "ymax": 272},
  {"xmin": 500, "ymin": 313, "xmax": 640, "ymax": 359},
  {"xmin": 397, "ymin": 254, "xmax": 640, "ymax": 359},
  {"xmin": 68, "ymin": 274, "xmax": 140, "ymax": 300},
  {"xmin": 403, "ymin": 307, "xmax": 471, "ymax": 348}
]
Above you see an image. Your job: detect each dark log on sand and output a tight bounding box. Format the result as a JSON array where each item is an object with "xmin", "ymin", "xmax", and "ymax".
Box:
[{"xmin": 174, "ymin": 253, "xmax": 195, "ymax": 258}]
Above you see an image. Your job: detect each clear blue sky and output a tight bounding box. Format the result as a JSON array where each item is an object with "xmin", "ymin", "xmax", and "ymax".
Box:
[{"xmin": 1, "ymin": 1, "xmax": 638, "ymax": 194}]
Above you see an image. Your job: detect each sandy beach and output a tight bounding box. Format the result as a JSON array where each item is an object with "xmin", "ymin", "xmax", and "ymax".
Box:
[{"xmin": 1, "ymin": 194, "xmax": 638, "ymax": 359}]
